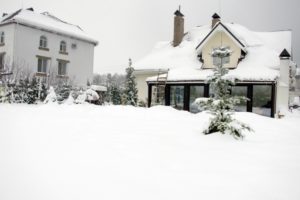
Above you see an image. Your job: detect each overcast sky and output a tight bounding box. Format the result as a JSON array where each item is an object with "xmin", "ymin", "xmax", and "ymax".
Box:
[{"xmin": 1, "ymin": 0, "xmax": 299, "ymax": 74}]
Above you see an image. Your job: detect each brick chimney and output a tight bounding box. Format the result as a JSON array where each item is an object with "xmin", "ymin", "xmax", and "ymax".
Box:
[
  {"xmin": 173, "ymin": 6, "xmax": 184, "ymax": 47},
  {"xmin": 212, "ymin": 13, "xmax": 221, "ymax": 28}
]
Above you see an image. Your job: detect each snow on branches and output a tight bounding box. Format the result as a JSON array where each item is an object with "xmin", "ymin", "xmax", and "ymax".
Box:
[{"xmin": 198, "ymin": 47, "xmax": 253, "ymax": 139}]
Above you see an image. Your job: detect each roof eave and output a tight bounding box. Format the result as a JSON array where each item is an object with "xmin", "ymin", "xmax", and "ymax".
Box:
[
  {"xmin": 1, "ymin": 20, "xmax": 98, "ymax": 46},
  {"xmin": 195, "ymin": 22, "xmax": 246, "ymax": 52}
]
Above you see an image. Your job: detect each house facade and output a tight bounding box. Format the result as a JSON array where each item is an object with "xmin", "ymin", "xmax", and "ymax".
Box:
[
  {"xmin": 134, "ymin": 10, "xmax": 297, "ymax": 117},
  {"xmin": 0, "ymin": 8, "xmax": 98, "ymax": 87}
]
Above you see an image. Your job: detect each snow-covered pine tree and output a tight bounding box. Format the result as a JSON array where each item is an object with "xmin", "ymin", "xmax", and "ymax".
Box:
[
  {"xmin": 26, "ymin": 77, "xmax": 39, "ymax": 104},
  {"xmin": 124, "ymin": 58, "xmax": 138, "ymax": 106},
  {"xmin": 110, "ymin": 85, "xmax": 122, "ymax": 105},
  {"xmin": 198, "ymin": 46, "xmax": 252, "ymax": 139}
]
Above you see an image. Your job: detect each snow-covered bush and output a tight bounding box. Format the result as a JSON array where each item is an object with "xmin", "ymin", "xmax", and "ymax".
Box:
[
  {"xmin": 64, "ymin": 93, "xmax": 75, "ymax": 105},
  {"xmin": 0, "ymin": 77, "xmax": 47, "ymax": 104},
  {"xmin": 74, "ymin": 90, "xmax": 87, "ymax": 104},
  {"xmin": 86, "ymin": 88, "xmax": 100, "ymax": 102},
  {"xmin": 198, "ymin": 47, "xmax": 253, "ymax": 139},
  {"xmin": 44, "ymin": 86, "xmax": 58, "ymax": 104},
  {"xmin": 55, "ymin": 84, "xmax": 72, "ymax": 103}
]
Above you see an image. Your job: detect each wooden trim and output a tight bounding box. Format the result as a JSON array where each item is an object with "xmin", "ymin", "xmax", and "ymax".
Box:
[
  {"xmin": 271, "ymin": 83, "xmax": 276, "ymax": 118},
  {"xmin": 196, "ymin": 22, "xmax": 246, "ymax": 50},
  {"xmin": 247, "ymin": 85, "xmax": 253, "ymax": 113},
  {"xmin": 57, "ymin": 59, "xmax": 70, "ymax": 63},
  {"xmin": 59, "ymin": 51, "xmax": 69, "ymax": 55},
  {"xmin": 39, "ymin": 47, "xmax": 49, "ymax": 51},
  {"xmin": 204, "ymin": 84, "xmax": 210, "ymax": 97},
  {"xmin": 184, "ymin": 85, "xmax": 190, "ymax": 111},
  {"xmin": 148, "ymin": 84, "xmax": 152, "ymax": 107},
  {"xmin": 165, "ymin": 85, "xmax": 170, "ymax": 106},
  {"xmin": 36, "ymin": 55, "xmax": 51, "ymax": 59}
]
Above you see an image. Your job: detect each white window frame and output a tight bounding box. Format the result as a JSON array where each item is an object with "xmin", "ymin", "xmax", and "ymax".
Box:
[
  {"xmin": 37, "ymin": 57, "xmax": 48, "ymax": 73},
  {"xmin": 39, "ymin": 36, "xmax": 47, "ymax": 48},
  {"xmin": 58, "ymin": 61, "xmax": 67, "ymax": 76},
  {"xmin": 0, "ymin": 53, "xmax": 5, "ymax": 71},
  {"xmin": 60, "ymin": 41, "xmax": 67, "ymax": 53},
  {"xmin": 212, "ymin": 47, "xmax": 231, "ymax": 66}
]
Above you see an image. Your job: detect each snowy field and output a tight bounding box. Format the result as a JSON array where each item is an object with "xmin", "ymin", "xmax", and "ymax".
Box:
[{"xmin": 0, "ymin": 104, "xmax": 300, "ymax": 200}]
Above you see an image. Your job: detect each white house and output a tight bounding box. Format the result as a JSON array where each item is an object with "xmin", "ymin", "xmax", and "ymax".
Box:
[
  {"xmin": 134, "ymin": 10, "xmax": 297, "ymax": 117},
  {"xmin": 0, "ymin": 8, "xmax": 98, "ymax": 87}
]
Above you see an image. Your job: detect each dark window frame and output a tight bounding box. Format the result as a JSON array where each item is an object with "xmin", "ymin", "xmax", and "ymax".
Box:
[{"xmin": 148, "ymin": 82, "xmax": 275, "ymax": 117}]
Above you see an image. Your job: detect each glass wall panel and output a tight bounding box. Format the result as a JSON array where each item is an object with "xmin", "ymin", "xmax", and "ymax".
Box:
[
  {"xmin": 189, "ymin": 86, "xmax": 205, "ymax": 113},
  {"xmin": 231, "ymin": 86, "xmax": 247, "ymax": 112},
  {"xmin": 170, "ymin": 85, "xmax": 184, "ymax": 110},
  {"xmin": 151, "ymin": 85, "xmax": 165, "ymax": 106},
  {"xmin": 253, "ymin": 85, "xmax": 272, "ymax": 117}
]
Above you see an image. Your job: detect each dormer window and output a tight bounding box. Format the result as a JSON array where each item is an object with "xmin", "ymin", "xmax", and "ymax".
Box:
[
  {"xmin": 59, "ymin": 41, "xmax": 68, "ymax": 54},
  {"xmin": 39, "ymin": 36, "xmax": 48, "ymax": 50},
  {"xmin": 0, "ymin": 32, "xmax": 4, "ymax": 45},
  {"xmin": 212, "ymin": 46, "xmax": 231, "ymax": 66}
]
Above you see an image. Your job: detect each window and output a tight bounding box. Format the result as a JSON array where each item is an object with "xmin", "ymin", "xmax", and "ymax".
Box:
[
  {"xmin": 170, "ymin": 85, "xmax": 184, "ymax": 110},
  {"xmin": 253, "ymin": 85, "xmax": 272, "ymax": 117},
  {"xmin": 151, "ymin": 85, "xmax": 165, "ymax": 106},
  {"xmin": 189, "ymin": 85, "xmax": 205, "ymax": 113},
  {"xmin": 0, "ymin": 32, "xmax": 4, "ymax": 44},
  {"xmin": 212, "ymin": 47, "xmax": 230, "ymax": 66},
  {"xmin": 37, "ymin": 58, "xmax": 48, "ymax": 73},
  {"xmin": 39, "ymin": 36, "xmax": 47, "ymax": 48},
  {"xmin": 0, "ymin": 53, "xmax": 4, "ymax": 71},
  {"xmin": 231, "ymin": 86, "xmax": 247, "ymax": 112},
  {"xmin": 58, "ymin": 61, "xmax": 67, "ymax": 76},
  {"xmin": 60, "ymin": 41, "xmax": 67, "ymax": 53}
]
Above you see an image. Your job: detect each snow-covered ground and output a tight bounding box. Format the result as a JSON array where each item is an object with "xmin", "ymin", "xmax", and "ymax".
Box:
[{"xmin": 0, "ymin": 104, "xmax": 300, "ymax": 200}]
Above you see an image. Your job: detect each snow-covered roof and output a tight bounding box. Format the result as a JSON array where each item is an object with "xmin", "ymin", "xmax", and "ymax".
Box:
[
  {"xmin": 134, "ymin": 22, "xmax": 293, "ymax": 82},
  {"xmin": 0, "ymin": 8, "xmax": 98, "ymax": 45}
]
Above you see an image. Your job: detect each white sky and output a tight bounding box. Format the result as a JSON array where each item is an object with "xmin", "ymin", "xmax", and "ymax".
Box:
[{"xmin": 1, "ymin": 0, "xmax": 299, "ymax": 74}]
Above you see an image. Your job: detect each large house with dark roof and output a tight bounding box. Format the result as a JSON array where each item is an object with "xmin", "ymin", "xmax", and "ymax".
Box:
[
  {"xmin": 0, "ymin": 8, "xmax": 98, "ymax": 87},
  {"xmin": 133, "ymin": 9, "xmax": 297, "ymax": 117}
]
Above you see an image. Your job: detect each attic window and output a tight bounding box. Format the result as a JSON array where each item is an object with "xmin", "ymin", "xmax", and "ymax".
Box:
[
  {"xmin": 0, "ymin": 32, "xmax": 4, "ymax": 44},
  {"xmin": 71, "ymin": 43, "xmax": 77, "ymax": 49},
  {"xmin": 39, "ymin": 36, "xmax": 48, "ymax": 49},
  {"xmin": 212, "ymin": 47, "xmax": 230, "ymax": 66},
  {"xmin": 60, "ymin": 41, "xmax": 67, "ymax": 54}
]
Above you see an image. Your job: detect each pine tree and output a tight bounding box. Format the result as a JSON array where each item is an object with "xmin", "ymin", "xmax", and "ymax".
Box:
[
  {"xmin": 198, "ymin": 46, "xmax": 252, "ymax": 139},
  {"xmin": 110, "ymin": 85, "xmax": 122, "ymax": 105},
  {"xmin": 124, "ymin": 58, "xmax": 138, "ymax": 106}
]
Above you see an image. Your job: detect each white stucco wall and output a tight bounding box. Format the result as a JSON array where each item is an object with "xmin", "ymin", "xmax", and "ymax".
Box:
[
  {"xmin": 0, "ymin": 24, "xmax": 16, "ymax": 67},
  {"xmin": 2, "ymin": 23, "xmax": 95, "ymax": 87},
  {"xmin": 276, "ymin": 59, "xmax": 290, "ymax": 114},
  {"xmin": 135, "ymin": 71, "xmax": 159, "ymax": 103}
]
